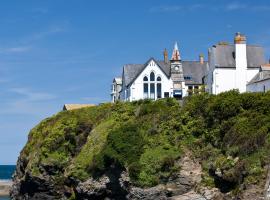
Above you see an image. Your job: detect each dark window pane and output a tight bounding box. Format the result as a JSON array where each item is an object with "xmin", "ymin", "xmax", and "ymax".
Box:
[
  {"xmin": 157, "ymin": 76, "xmax": 161, "ymax": 81},
  {"xmin": 164, "ymin": 92, "xmax": 169, "ymax": 98},
  {"xmin": 157, "ymin": 83, "xmax": 161, "ymax": 98},
  {"xmin": 143, "ymin": 76, "xmax": 148, "ymax": 81},
  {"xmin": 150, "ymin": 72, "xmax": 155, "ymax": 81},
  {"xmin": 150, "ymin": 83, "xmax": 155, "ymax": 99},
  {"xmin": 144, "ymin": 83, "xmax": 148, "ymax": 98}
]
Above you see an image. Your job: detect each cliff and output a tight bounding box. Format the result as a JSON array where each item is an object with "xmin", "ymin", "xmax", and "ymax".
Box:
[{"xmin": 11, "ymin": 91, "xmax": 270, "ymax": 199}]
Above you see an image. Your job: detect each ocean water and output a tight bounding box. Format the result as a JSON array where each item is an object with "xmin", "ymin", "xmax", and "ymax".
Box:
[
  {"xmin": 0, "ymin": 165, "xmax": 16, "ymax": 200},
  {"xmin": 0, "ymin": 165, "xmax": 16, "ymax": 180}
]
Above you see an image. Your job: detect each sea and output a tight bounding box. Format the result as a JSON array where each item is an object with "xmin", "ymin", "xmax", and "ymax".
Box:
[{"xmin": 0, "ymin": 165, "xmax": 16, "ymax": 200}]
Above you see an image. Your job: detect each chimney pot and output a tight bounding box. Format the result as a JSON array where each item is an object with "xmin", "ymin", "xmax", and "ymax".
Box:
[
  {"xmin": 234, "ymin": 32, "xmax": 246, "ymax": 44},
  {"xmin": 199, "ymin": 53, "xmax": 204, "ymax": 64},
  {"xmin": 163, "ymin": 48, "xmax": 168, "ymax": 63}
]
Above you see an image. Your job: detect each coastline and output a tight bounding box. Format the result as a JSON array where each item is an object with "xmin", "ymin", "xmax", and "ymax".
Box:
[{"xmin": 0, "ymin": 180, "xmax": 12, "ymax": 197}]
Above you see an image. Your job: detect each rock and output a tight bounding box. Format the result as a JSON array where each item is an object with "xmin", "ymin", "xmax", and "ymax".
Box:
[
  {"xmin": 0, "ymin": 180, "xmax": 12, "ymax": 197},
  {"xmin": 75, "ymin": 176, "xmax": 110, "ymax": 199},
  {"xmin": 128, "ymin": 185, "xmax": 168, "ymax": 200},
  {"xmin": 169, "ymin": 190, "xmax": 206, "ymax": 200}
]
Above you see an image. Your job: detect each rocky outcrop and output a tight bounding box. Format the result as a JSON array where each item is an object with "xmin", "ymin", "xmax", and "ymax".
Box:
[
  {"xmin": 11, "ymin": 152, "xmax": 212, "ymax": 200},
  {"xmin": 12, "ymin": 150, "xmax": 270, "ymax": 200},
  {"xmin": 0, "ymin": 180, "xmax": 12, "ymax": 197}
]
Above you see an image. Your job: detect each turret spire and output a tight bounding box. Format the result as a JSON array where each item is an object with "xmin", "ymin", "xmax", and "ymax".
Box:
[{"xmin": 171, "ymin": 42, "xmax": 181, "ymax": 61}]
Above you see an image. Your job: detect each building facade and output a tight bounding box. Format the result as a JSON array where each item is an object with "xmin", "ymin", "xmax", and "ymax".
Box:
[
  {"xmin": 111, "ymin": 33, "xmax": 269, "ymax": 102},
  {"xmin": 247, "ymin": 64, "xmax": 270, "ymax": 92},
  {"xmin": 205, "ymin": 33, "xmax": 266, "ymax": 94},
  {"xmin": 111, "ymin": 77, "xmax": 122, "ymax": 103},
  {"xmin": 112, "ymin": 43, "xmax": 207, "ymax": 102}
]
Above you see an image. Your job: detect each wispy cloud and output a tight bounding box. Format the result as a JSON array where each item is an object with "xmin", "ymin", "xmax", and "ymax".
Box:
[
  {"xmin": 0, "ymin": 46, "xmax": 31, "ymax": 54},
  {"xmin": 225, "ymin": 2, "xmax": 246, "ymax": 11},
  {"xmin": 32, "ymin": 7, "xmax": 49, "ymax": 14},
  {"xmin": 32, "ymin": 26, "xmax": 66, "ymax": 40},
  {"xmin": 149, "ymin": 4, "xmax": 202, "ymax": 13},
  {"xmin": 225, "ymin": 2, "xmax": 270, "ymax": 11},
  {"xmin": 10, "ymin": 87, "xmax": 56, "ymax": 102},
  {"xmin": 150, "ymin": 2, "xmax": 270, "ymax": 13},
  {"xmin": 0, "ymin": 87, "xmax": 58, "ymax": 115}
]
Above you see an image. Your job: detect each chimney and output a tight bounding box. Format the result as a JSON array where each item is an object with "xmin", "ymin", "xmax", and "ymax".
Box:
[
  {"xmin": 234, "ymin": 32, "xmax": 246, "ymax": 44},
  {"xmin": 234, "ymin": 32, "xmax": 247, "ymax": 93},
  {"xmin": 199, "ymin": 53, "xmax": 204, "ymax": 64},
  {"xmin": 163, "ymin": 48, "xmax": 168, "ymax": 63}
]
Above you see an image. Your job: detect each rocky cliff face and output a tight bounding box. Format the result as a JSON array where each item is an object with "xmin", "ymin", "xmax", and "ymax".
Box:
[
  {"xmin": 11, "ymin": 151, "xmax": 221, "ymax": 200},
  {"xmin": 12, "ymin": 151, "xmax": 267, "ymax": 200},
  {"xmin": 10, "ymin": 94, "xmax": 270, "ymax": 199}
]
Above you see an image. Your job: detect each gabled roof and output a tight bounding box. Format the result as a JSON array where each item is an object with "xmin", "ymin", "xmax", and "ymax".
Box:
[
  {"xmin": 113, "ymin": 77, "xmax": 122, "ymax": 84},
  {"xmin": 63, "ymin": 104, "xmax": 95, "ymax": 111},
  {"xmin": 212, "ymin": 44, "xmax": 265, "ymax": 68},
  {"xmin": 122, "ymin": 58, "xmax": 170, "ymax": 87},
  {"xmin": 182, "ymin": 61, "xmax": 208, "ymax": 84}
]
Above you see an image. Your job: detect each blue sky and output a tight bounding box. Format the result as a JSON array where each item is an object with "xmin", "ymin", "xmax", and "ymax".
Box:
[{"xmin": 0, "ymin": 0, "xmax": 270, "ymax": 164}]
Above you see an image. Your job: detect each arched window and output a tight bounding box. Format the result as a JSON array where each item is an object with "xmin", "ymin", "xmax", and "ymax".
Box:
[
  {"xmin": 157, "ymin": 76, "xmax": 161, "ymax": 81},
  {"xmin": 150, "ymin": 72, "xmax": 155, "ymax": 81},
  {"xmin": 143, "ymin": 76, "xmax": 148, "ymax": 81},
  {"xmin": 143, "ymin": 76, "xmax": 148, "ymax": 99},
  {"xmin": 157, "ymin": 83, "xmax": 162, "ymax": 98}
]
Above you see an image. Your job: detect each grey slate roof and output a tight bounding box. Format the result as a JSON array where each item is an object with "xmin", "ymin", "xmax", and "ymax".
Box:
[
  {"xmin": 122, "ymin": 58, "xmax": 171, "ymax": 87},
  {"xmin": 212, "ymin": 44, "xmax": 265, "ymax": 68},
  {"xmin": 248, "ymin": 66, "xmax": 270, "ymax": 84},
  {"xmin": 122, "ymin": 64, "xmax": 144, "ymax": 87},
  {"xmin": 122, "ymin": 58, "xmax": 207, "ymax": 86},
  {"xmin": 182, "ymin": 61, "xmax": 208, "ymax": 84}
]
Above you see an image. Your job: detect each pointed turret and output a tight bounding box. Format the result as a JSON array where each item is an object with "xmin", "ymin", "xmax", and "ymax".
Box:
[{"xmin": 171, "ymin": 42, "xmax": 181, "ymax": 61}]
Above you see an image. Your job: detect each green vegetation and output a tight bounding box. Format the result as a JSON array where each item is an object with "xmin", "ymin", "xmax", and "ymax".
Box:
[{"xmin": 21, "ymin": 90, "xmax": 270, "ymax": 193}]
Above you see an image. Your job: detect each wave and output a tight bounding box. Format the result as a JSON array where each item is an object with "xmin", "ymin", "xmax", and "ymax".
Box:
[{"xmin": 0, "ymin": 179, "xmax": 12, "ymax": 183}]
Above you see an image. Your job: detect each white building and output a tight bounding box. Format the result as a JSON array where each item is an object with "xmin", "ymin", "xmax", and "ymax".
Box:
[
  {"xmin": 205, "ymin": 32, "xmax": 266, "ymax": 94},
  {"xmin": 247, "ymin": 64, "xmax": 270, "ymax": 92},
  {"xmin": 111, "ymin": 77, "xmax": 122, "ymax": 102},
  {"xmin": 112, "ymin": 43, "xmax": 207, "ymax": 102},
  {"xmin": 111, "ymin": 33, "xmax": 269, "ymax": 102}
]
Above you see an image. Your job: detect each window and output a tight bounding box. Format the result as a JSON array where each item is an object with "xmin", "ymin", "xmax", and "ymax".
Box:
[
  {"xmin": 150, "ymin": 72, "xmax": 155, "ymax": 81},
  {"xmin": 150, "ymin": 83, "xmax": 155, "ymax": 99},
  {"xmin": 164, "ymin": 92, "xmax": 169, "ymax": 98},
  {"xmin": 143, "ymin": 76, "xmax": 148, "ymax": 81},
  {"xmin": 144, "ymin": 83, "xmax": 148, "ymax": 98},
  {"xmin": 184, "ymin": 76, "xmax": 192, "ymax": 80},
  {"xmin": 157, "ymin": 83, "xmax": 161, "ymax": 98},
  {"xmin": 157, "ymin": 76, "xmax": 161, "ymax": 81},
  {"xmin": 188, "ymin": 86, "xmax": 193, "ymax": 96}
]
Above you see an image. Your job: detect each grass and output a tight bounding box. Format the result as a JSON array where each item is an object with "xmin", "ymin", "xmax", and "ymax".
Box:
[{"xmin": 18, "ymin": 91, "xmax": 270, "ymax": 195}]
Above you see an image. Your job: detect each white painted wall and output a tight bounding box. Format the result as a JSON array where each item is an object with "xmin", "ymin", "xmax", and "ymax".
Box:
[
  {"xmin": 247, "ymin": 79, "xmax": 270, "ymax": 92},
  {"xmin": 235, "ymin": 43, "xmax": 248, "ymax": 93},
  {"xmin": 128, "ymin": 59, "xmax": 173, "ymax": 101},
  {"xmin": 212, "ymin": 68, "xmax": 236, "ymax": 94}
]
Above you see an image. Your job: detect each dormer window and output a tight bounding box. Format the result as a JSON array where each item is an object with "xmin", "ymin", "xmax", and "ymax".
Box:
[{"xmin": 184, "ymin": 76, "xmax": 192, "ymax": 80}]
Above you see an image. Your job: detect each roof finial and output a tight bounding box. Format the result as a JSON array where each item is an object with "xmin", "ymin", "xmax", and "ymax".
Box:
[{"xmin": 171, "ymin": 42, "xmax": 181, "ymax": 61}]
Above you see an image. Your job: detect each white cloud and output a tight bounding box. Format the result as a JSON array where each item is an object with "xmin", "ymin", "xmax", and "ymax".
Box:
[
  {"xmin": 149, "ymin": 4, "xmax": 202, "ymax": 13},
  {"xmin": 150, "ymin": 3, "xmax": 270, "ymax": 13},
  {"xmin": 0, "ymin": 46, "xmax": 31, "ymax": 54},
  {"xmin": 225, "ymin": 2, "xmax": 246, "ymax": 11},
  {"xmin": 10, "ymin": 87, "xmax": 56, "ymax": 102}
]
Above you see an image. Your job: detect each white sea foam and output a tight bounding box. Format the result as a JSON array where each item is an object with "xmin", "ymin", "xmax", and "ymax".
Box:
[{"xmin": 0, "ymin": 179, "xmax": 11, "ymax": 183}]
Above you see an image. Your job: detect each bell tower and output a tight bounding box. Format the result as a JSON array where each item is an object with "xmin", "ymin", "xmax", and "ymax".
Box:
[{"xmin": 170, "ymin": 42, "xmax": 185, "ymax": 99}]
